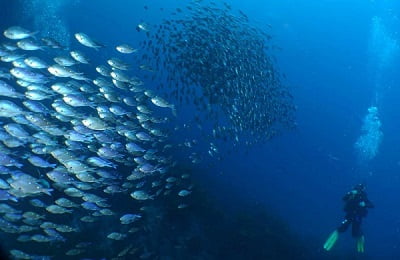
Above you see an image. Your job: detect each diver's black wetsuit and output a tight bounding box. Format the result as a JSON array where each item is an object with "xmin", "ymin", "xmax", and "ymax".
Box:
[{"xmin": 337, "ymin": 187, "xmax": 374, "ymax": 238}]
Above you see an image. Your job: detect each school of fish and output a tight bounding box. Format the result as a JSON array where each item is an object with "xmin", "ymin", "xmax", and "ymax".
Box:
[
  {"xmin": 0, "ymin": 24, "xmax": 195, "ymax": 260},
  {"xmin": 135, "ymin": 0, "xmax": 296, "ymax": 148},
  {"xmin": 0, "ymin": 1, "xmax": 295, "ymax": 259}
]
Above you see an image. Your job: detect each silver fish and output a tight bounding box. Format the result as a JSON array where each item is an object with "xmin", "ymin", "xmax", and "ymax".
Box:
[
  {"xmin": 4, "ymin": 26, "xmax": 37, "ymax": 40},
  {"xmin": 74, "ymin": 32, "xmax": 104, "ymax": 50}
]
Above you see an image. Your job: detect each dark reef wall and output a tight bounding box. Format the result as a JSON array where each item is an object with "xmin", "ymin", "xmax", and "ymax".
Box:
[{"xmin": 152, "ymin": 188, "xmax": 313, "ymax": 260}]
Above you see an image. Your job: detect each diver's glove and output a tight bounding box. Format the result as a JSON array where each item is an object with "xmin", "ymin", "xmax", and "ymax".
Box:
[{"xmin": 359, "ymin": 201, "xmax": 366, "ymax": 207}]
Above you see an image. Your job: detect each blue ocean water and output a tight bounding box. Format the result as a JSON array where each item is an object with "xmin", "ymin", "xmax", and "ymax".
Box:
[{"xmin": 1, "ymin": 0, "xmax": 400, "ymax": 259}]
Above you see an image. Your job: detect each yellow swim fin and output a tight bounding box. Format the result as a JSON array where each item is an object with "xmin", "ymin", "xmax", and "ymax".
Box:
[
  {"xmin": 323, "ymin": 230, "xmax": 339, "ymax": 251},
  {"xmin": 357, "ymin": 235, "xmax": 365, "ymax": 253}
]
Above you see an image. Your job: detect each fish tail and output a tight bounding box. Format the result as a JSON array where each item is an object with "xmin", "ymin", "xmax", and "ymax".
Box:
[
  {"xmin": 94, "ymin": 45, "xmax": 103, "ymax": 51},
  {"xmin": 171, "ymin": 106, "xmax": 177, "ymax": 117},
  {"xmin": 30, "ymin": 31, "xmax": 39, "ymax": 40},
  {"xmin": 16, "ymin": 163, "xmax": 23, "ymax": 168},
  {"xmin": 43, "ymin": 188, "xmax": 53, "ymax": 196}
]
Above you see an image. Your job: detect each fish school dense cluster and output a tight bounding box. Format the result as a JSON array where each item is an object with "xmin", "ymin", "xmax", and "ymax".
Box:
[{"xmin": 137, "ymin": 1, "xmax": 296, "ymax": 147}]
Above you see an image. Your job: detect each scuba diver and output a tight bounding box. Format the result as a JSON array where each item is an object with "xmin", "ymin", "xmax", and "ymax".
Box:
[{"xmin": 323, "ymin": 184, "xmax": 374, "ymax": 253}]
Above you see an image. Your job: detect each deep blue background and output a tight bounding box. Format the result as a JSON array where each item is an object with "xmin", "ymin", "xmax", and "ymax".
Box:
[
  {"xmin": 224, "ymin": 0, "xmax": 400, "ymax": 258},
  {"xmin": 4, "ymin": 0, "xmax": 400, "ymax": 258}
]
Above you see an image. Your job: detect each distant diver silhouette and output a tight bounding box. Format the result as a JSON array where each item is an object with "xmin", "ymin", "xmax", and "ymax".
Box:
[{"xmin": 323, "ymin": 184, "xmax": 374, "ymax": 253}]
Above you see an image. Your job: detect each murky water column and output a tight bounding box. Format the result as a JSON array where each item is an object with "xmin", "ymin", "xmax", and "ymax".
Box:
[
  {"xmin": 354, "ymin": 16, "xmax": 398, "ymax": 163},
  {"xmin": 20, "ymin": 0, "xmax": 74, "ymax": 48}
]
